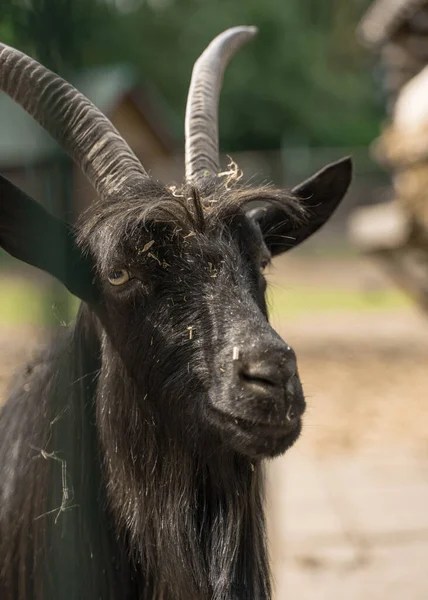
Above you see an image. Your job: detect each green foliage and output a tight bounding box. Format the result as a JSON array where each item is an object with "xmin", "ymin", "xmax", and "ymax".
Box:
[
  {"xmin": 0, "ymin": 0, "xmax": 112, "ymax": 72},
  {"xmin": 0, "ymin": 0, "xmax": 380, "ymax": 149}
]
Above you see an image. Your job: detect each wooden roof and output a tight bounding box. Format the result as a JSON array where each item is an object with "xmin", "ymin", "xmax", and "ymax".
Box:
[{"xmin": 358, "ymin": 0, "xmax": 428, "ymax": 47}]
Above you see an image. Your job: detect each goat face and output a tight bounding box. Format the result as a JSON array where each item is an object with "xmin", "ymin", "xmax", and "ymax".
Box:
[
  {"xmin": 0, "ymin": 27, "xmax": 352, "ymax": 461},
  {"xmin": 74, "ymin": 162, "xmax": 350, "ymax": 459},
  {"xmin": 83, "ymin": 194, "xmax": 301, "ymax": 459}
]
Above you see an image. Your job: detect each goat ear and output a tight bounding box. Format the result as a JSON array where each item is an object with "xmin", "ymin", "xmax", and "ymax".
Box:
[
  {"xmin": 249, "ymin": 157, "xmax": 352, "ymax": 256},
  {"xmin": 0, "ymin": 174, "xmax": 97, "ymax": 303}
]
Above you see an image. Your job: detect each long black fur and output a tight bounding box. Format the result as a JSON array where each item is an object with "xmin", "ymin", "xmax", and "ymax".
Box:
[{"xmin": 0, "ymin": 179, "xmax": 305, "ymax": 600}]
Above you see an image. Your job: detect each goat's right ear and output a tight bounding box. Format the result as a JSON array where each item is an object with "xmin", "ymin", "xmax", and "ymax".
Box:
[{"xmin": 0, "ymin": 174, "xmax": 97, "ymax": 303}]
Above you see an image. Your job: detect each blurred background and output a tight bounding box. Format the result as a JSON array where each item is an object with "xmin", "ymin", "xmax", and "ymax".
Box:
[{"xmin": 1, "ymin": 0, "xmax": 428, "ymax": 599}]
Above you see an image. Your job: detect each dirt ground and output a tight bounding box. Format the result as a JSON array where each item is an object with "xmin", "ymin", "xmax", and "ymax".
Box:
[
  {"xmin": 266, "ymin": 257, "xmax": 428, "ymax": 600},
  {"xmin": 274, "ymin": 314, "xmax": 428, "ymax": 459},
  {"xmin": 1, "ymin": 255, "xmax": 428, "ymax": 599},
  {"xmin": 268, "ymin": 255, "xmax": 428, "ymax": 459}
]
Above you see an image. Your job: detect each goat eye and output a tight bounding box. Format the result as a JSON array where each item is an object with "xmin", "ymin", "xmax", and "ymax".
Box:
[{"xmin": 107, "ymin": 269, "xmax": 131, "ymax": 286}]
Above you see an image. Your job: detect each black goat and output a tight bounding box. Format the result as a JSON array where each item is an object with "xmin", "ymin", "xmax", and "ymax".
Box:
[{"xmin": 0, "ymin": 27, "xmax": 352, "ymax": 600}]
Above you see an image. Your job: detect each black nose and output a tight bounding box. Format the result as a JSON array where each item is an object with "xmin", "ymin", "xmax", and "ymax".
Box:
[{"xmin": 237, "ymin": 344, "xmax": 297, "ymax": 392}]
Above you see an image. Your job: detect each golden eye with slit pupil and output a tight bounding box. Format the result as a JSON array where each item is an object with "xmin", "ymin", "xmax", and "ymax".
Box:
[{"xmin": 108, "ymin": 270, "xmax": 130, "ymax": 286}]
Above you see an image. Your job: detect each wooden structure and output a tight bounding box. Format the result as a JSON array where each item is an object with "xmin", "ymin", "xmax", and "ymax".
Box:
[
  {"xmin": 358, "ymin": 0, "xmax": 428, "ymax": 110},
  {"xmin": 349, "ymin": 0, "xmax": 428, "ymax": 313}
]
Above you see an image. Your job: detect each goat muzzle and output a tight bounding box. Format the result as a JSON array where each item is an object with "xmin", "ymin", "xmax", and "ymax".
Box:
[{"xmin": 209, "ymin": 341, "xmax": 306, "ymax": 458}]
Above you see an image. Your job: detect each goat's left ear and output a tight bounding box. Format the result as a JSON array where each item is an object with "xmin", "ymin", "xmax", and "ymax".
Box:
[
  {"xmin": 0, "ymin": 174, "xmax": 97, "ymax": 303},
  {"xmin": 248, "ymin": 157, "xmax": 353, "ymax": 256}
]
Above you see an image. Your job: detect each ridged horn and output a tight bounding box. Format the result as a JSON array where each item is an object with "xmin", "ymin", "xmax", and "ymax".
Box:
[
  {"xmin": 185, "ymin": 26, "xmax": 257, "ymax": 185},
  {"xmin": 0, "ymin": 43, "xmax": 149, "ymax": 199}
]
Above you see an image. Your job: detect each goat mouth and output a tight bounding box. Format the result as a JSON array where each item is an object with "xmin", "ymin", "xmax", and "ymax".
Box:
[
  {"xmin": 208, "ymin": 407, "xmax": 303, "ymax": 458},
  {"xmin": 227, "ymin": 414, "xmax": 299, "ymax": 436}
]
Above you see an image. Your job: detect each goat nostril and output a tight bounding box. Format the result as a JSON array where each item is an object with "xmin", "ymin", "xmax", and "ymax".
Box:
[
  {"xmin": 236, "ymin": 345, "xmax": 298, "ymax": 390},
  {"xmin": 241, "ymin": 370, "xmax": 277, "ymax": 388},
  {"xmin": 239, "ymin": 358, "xmax": 296, "ymax": 390}
]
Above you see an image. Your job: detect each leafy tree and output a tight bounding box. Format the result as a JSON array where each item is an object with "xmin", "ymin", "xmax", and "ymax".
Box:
[
  {"xmin": 89, "ymin": 0, "xmax": 380, "ymax": 149},
  {"xmin": 1, "ymin": 0, "xmax": 380, "ymax": 149},
  {"xmin": 0, "ymin": 0, "xmax": 112, "ymax": 72}
]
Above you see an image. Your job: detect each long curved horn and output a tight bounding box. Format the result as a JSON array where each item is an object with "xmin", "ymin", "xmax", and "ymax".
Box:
[
  {"xmin": 185, "ymin": 26, "xmax": 257, "ymax": 185},
  {"xmin": 0, "ymin": 43, "xmax": 149, "ymax": 199}
]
